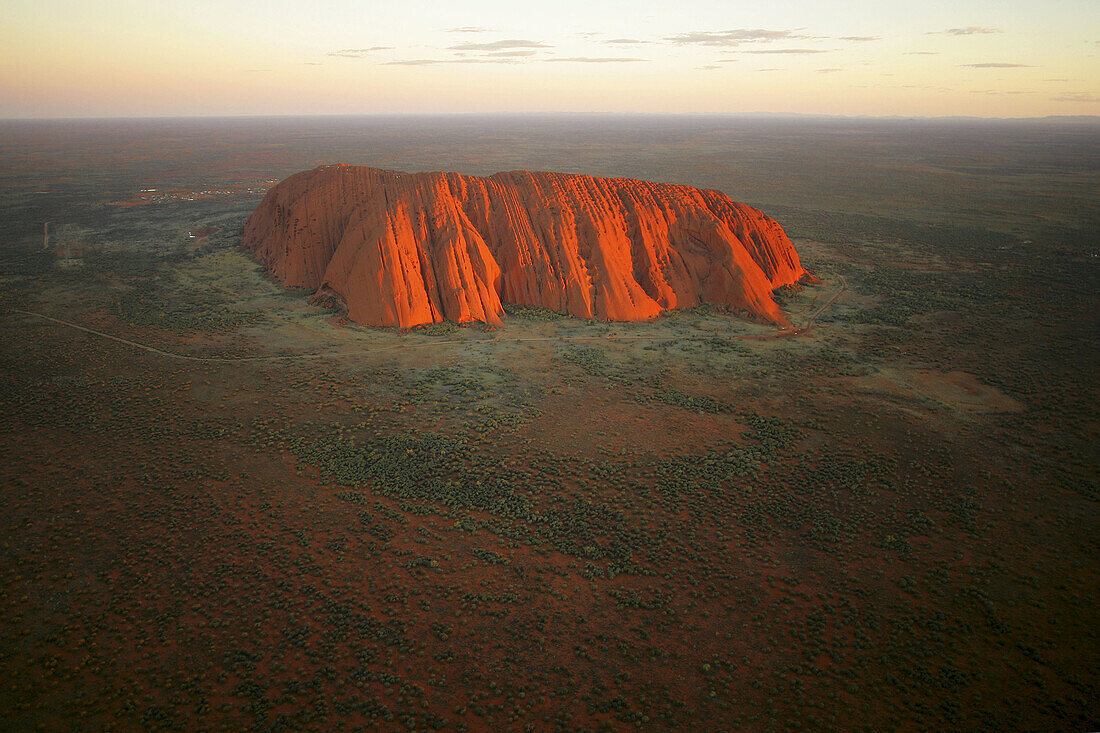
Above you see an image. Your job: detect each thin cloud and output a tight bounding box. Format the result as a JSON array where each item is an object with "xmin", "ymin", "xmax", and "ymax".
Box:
[
  {"xmin": 758, "ymin": 68, "xmax": 783, "ymax": 72},
  {"xmin": 446, "ymin": 26, "xmax": 493, "ymax": 33},
  {"xmin": 486, "ymin": 50, "xmax": 538, "ymax": 57},
  {"xmin": 818, "ymin": 68, "xmax": 842, "ymax": 73},
  {"xmin": 1052, "ymin": 92, "xmax": 1100, "ymax": 102},
  {"xmin": 928, "ymin": 27, "xmax": 1002, "ymax": 36},
  {"xmin": 665, "ymin": 29, "xmax": 794, "ymax": 46},
  {"xmin": 544, "ymin": 57, "xmax": 648, "ymax": 63},
  {"xmin": 384, "ymin": 58, "xmax": 523, "ymax": 66},
  {"xmin": 746, "ymin": 48, "xmax": 831, "ymax": 55},
  {"xmin": 604, "ymin": 38, "xmax": 653, "ymax": 44},
  {"xmin": 717, "ymin": 59, "xmax": 738, "ymax": 63},
  {"xmin": 960, "ymin": 62, "xmax": 1033, "ymax": 68},
  {"xmin": 904, "ymin": 51, "xmax": 939, "ymax": 55},
  {"xmin": 696, "ymin": 65, "xmax": 721, "ymax": 71},
  {"xmin": 448, "ymin": 39, "xmax": 550, "ymax": 51},
  {"xmin": 839, "ymin": 36, "xmax": 881, "ymax": 42},
  {"xmin": 327, "ymin": 47, "xmax": 394, "ymax": 58}
]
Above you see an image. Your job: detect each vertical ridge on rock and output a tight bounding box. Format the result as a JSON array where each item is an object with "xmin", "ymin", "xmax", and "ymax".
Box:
[{"xmin": 242, "ymin": 165, "xmax": 811, "ymax": 328}]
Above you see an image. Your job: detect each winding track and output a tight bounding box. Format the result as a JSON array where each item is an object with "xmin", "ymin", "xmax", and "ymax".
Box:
[
  {"xmin": 9, "ymin": 277, "xmax": 846, "ymax": 363},
  {"xmin": 739, "ymin": 273, "xmax": 847, "ymax": 340},
  {"xmin": 807, "ymin": 274, "xmax": 847, "ymax": 327},
  {"xmin": 10, "ymin": 308, "xmax": 301, "ymax": 363}
]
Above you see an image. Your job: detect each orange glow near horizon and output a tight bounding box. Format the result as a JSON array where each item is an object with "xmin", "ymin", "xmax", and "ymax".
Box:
[{"xmin": 2, "ymin": 0, "xmax": 1097, "ymax": 119}]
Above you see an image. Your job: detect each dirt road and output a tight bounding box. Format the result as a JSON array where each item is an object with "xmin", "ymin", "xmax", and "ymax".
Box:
[{"xmin": 9, "ymin": 275, "xmax": 846, "ymax": 362}]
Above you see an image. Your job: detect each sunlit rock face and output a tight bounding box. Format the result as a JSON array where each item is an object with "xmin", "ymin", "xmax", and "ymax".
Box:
[{"xmin": 243, "ymin": 165, "xmax": 811, "ymax": 328}]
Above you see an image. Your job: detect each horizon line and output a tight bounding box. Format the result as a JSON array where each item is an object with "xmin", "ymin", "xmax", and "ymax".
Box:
[{"xmin": 2, "ymin": 111, "xmax": 1099, "ymax": 124}]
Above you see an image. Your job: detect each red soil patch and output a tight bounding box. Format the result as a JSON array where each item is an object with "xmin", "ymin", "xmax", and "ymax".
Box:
[{"xmin": 860, "ymin": 368, "xmax": 1024, "ymax": 413}]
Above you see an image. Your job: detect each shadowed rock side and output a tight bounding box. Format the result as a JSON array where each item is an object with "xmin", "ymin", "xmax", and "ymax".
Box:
[{"xmin": 243, "ymin": 165, "xmax": 811, "ymax": 328}]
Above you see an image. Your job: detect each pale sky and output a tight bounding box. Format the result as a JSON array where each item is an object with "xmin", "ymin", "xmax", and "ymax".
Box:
[{"xmin": 2, "ymin": 0, "xmax": 1097, "ymax": 118}]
